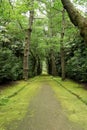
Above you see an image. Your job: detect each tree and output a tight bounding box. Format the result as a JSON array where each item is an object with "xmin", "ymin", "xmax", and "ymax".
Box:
[
  {"xmin": 61, "ymin": 0, "xmax": 87, "ymax": 44},
  {"xmin": 23, "ymin": 0, "xmax": 34, "ymax": 80},
  {"xmin": 60, "ymin": 9, "xmax": 66, "ymax": 80},
  {"xmin": 41, "ymin": 0, "xmax": 60, "ymax": 76}
]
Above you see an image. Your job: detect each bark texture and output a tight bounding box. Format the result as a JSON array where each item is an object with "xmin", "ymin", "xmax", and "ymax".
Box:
[
  {"xmin": 60, "ymin": 9, "xmax": 65, "ymax": 80},
  {"xmin": 23, "ymin": 1, "xmax": 34, "ymax": 80},
  {"xmin": 61, "ymin": 0, "xmax": 87, "ymax": 44},
  {"xmin": 51, "ymin": 50, "xmax": 57, "ymax": 76}
]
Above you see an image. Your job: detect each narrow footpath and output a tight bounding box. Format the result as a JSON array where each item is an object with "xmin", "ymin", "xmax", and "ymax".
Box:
[{"xmin": 8, "ymin": 82, "xmax": 83, "ymax": 130}]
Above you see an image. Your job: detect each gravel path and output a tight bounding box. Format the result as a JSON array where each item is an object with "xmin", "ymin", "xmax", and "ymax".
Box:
[{"xmin": 13, "ymin": 83, "xmax": 83, "ymax": 130}]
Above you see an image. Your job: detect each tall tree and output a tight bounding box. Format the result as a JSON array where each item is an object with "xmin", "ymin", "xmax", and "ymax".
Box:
[
  {"xmin": 23, "ymin": 0, "xmax": 34, "ymax": 80},
  {"xmin": 44, "ymin": 0, "xmax": 58, "ymax": 76},
  {"xmin": 61, "ymin": 0, "xmax": 87, "ymax": 44},
  {"xmin": 60, "ymin": 9, "xmax": 65, "ymax": 80}
]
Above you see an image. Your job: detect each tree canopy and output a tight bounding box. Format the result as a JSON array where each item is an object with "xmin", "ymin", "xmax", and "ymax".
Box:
[{"xmin": 0, "ymin": 0, "xmax": 87, "ymax": 83}]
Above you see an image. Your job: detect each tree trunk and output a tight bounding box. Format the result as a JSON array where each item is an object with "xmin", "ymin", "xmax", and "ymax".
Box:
[
  {"xmin": 60, "ymin": 46, "xmax": 65, "ymax": 80},
  {"xmin": 61, "ymin": 0, "xmax": 87, "ymax": 44},
  {"xmin": 23, "ymin": 1, "xmax": 34, "ymax": 80},
  {"xmin": 34, "ymin": 57, "xmax": 38, "ymax": 76},
  {"xmin": 51, "ymin": 49, "xmax": 57, "ymax": 76},
  {"xmin": 60, "ymin": 9, "xmax": 65, "ymax": 80}
]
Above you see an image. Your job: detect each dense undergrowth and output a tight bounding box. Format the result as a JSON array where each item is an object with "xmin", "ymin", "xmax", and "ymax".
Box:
[{"xmin": 48, "ymin": 36, "xmax": 87, "ymax": 83}]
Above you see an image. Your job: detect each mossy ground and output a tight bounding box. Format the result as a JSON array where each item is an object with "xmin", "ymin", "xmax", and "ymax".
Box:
[
  {"xmin": 0, "ymin": 77, "xmax": 41, "ymax": 130},
  {"xmin": 0, "ymin": 76, "xmax": 87, "ymax": 130},
  {"xmin": 50, "ymin": 77, "xmax": 87, "ymax": 130}
]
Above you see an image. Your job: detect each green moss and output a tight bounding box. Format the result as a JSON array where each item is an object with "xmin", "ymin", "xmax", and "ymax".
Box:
[
  {"xmin": 0, "ymin": 97, "xmax": 9, "ymax": 105},
  {"xmin": 50, "ymin": 77, "xmax": 87, "ymax": 130},
  {"xmin": 0, "ymin": 76, "xmax": 87, "ymax": 130},
  {"xmin": 0, "ymin": 77, "xmax": 41, "ymax": 130}
]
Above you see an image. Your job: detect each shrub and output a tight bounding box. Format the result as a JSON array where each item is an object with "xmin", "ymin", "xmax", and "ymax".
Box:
[{"xmin": 0, "ymin": 48, "xmax": 23, "ymax": 83}]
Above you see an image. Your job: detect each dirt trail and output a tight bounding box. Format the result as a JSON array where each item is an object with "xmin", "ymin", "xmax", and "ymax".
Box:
[{"xmin": 7, "ymin": 82, "xmax": 83, "ymax": 130}]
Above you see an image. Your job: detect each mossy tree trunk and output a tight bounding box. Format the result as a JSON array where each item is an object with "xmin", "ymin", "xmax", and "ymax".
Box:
[
  {"xmin": 60, "ymin": 9, "xmax": 66, "ymax": 80},
  {"xmin": 51, "ymin": 49, "xmax": 57, "ymax": 76},
  {"xmin": 23, "ymin": 1, "xmax": 34, "ymax": 80},
  {"xmin": 61, "ymin": 0, "xmax": 87, "ymax": 44},
  {"xmin": 49, "ymin": 7, "xmax": 57, "ymax": 76}
]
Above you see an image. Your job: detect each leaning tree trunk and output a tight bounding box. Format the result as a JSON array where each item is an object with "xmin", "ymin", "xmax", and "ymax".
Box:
[
  {"xmin": 61, "ymin": 0, "xmax": 87, "ymax": 44},
  {"xmin": 23, "ymin": 1, "xmax": 34, "ymax": 80}
]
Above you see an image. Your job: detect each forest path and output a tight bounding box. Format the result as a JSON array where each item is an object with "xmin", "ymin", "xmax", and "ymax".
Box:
[{"xmin": 7, "ymin": 77, "xmax": 83, "ymax": 130}]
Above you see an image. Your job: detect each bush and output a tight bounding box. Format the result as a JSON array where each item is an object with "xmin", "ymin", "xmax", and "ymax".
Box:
[
  {"xmin": 0, "ymin": 48, "xmax": 23, "ymax": 83},
  {"xmin": 66, "ymin": 48, "xmax": 87, "ymax": 82},
  {"xmin": 54, "ymin": 36, "xmax": 87, "ymax": 83}
]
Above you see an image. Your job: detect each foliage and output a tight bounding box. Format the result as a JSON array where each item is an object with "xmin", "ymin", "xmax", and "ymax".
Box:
[
  {"xmin": 55, "ymin": 34, "xmax": 87, "ymax": 82},
  {"xmin": 66, "ymin": 37, "xmax": 87, "ymax": 82},
  {"xmin": 0, "ymin": 48, "xmax": 23, "ymax": 82},
  {"xmin": 0, "ymin": 0, "xmax": 87, "ymax": 83}
]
